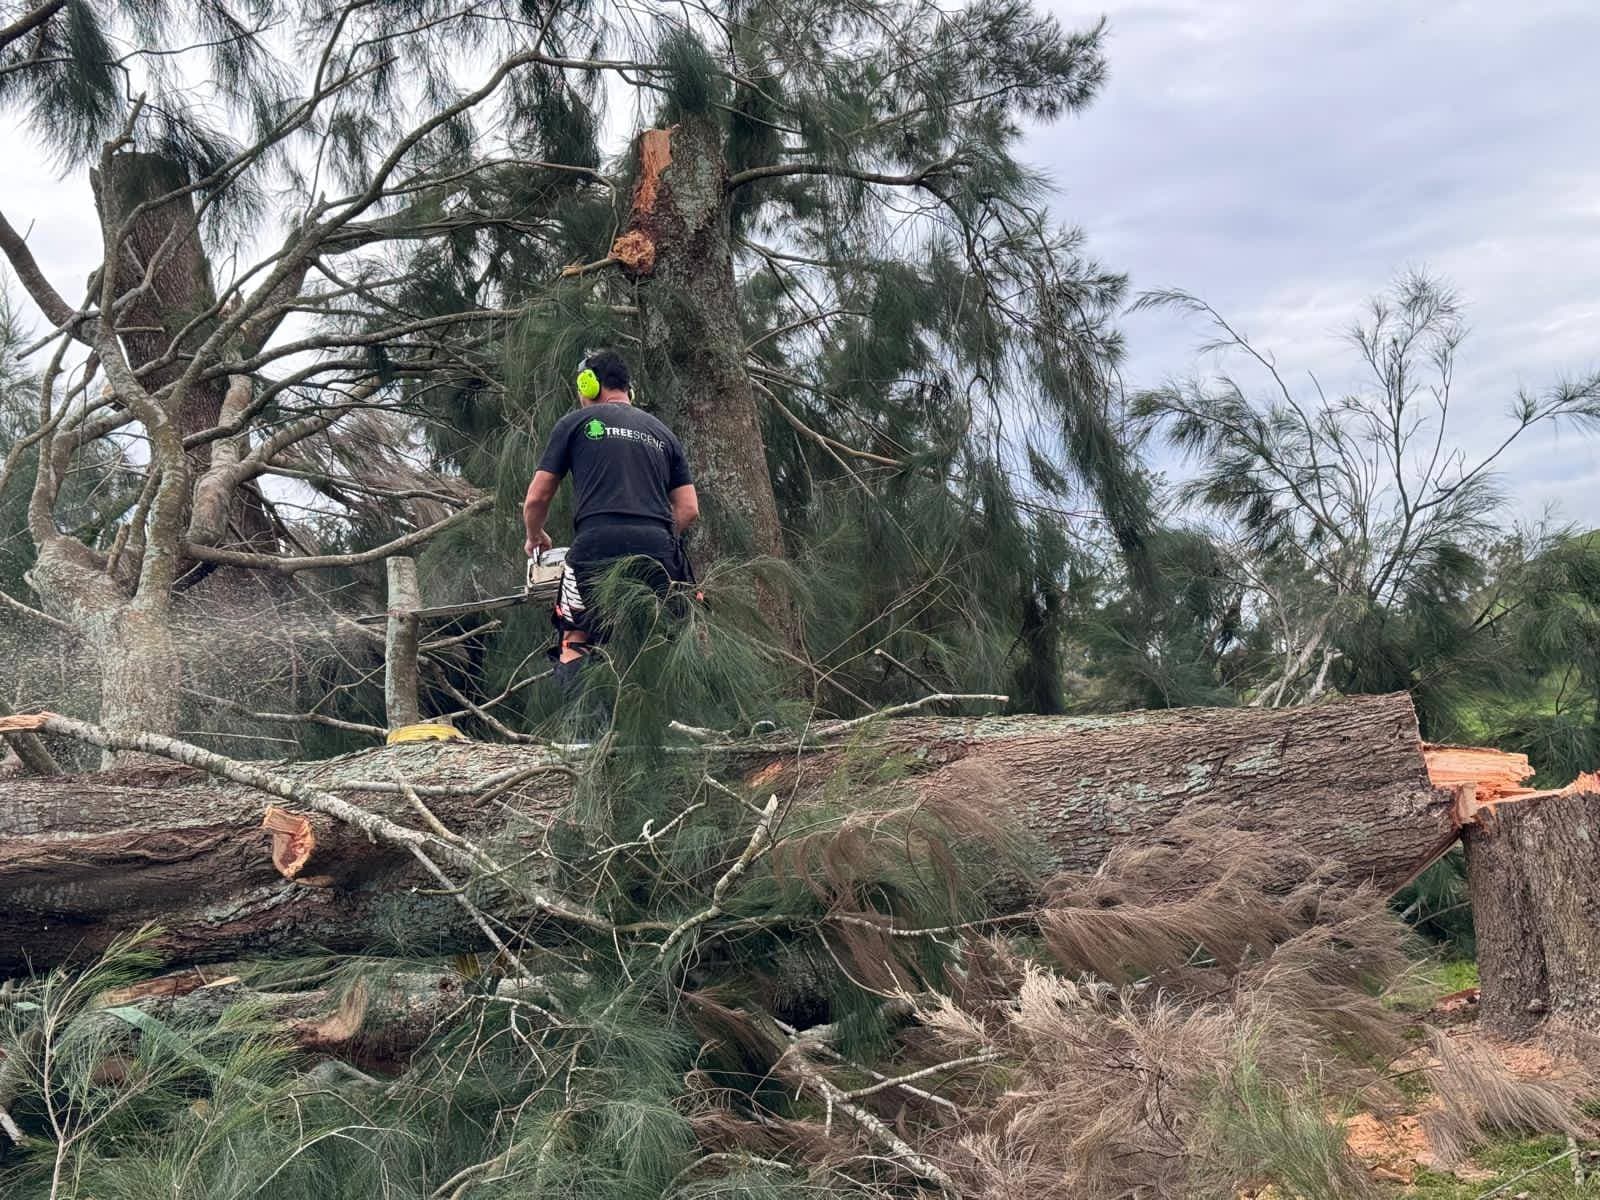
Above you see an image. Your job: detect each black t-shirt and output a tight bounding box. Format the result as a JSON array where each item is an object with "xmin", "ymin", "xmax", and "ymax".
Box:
[{"xmin": 536, "ymin": 402, "xmax": 692, "ymax": 529}]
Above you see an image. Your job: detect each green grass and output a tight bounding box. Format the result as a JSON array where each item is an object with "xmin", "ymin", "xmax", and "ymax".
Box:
[
  {"xmin": 1430, "ymin": 960, "xmax": 1480, "ymax": 996},
  {"xmin": 1394, "ymin": 1135, "xmax": 1589, "ymax": 1200},
  {"xmin": 1388, "ymin": 959, "xmax": 1479, "ymax": 1014}
]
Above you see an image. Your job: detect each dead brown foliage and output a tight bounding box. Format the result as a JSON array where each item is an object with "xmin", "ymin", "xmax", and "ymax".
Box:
[
  {"xmin": 1421, "ymin": 1029, "xmax": 1585, "ymax": 1165},
  {"xmin": 692, "ymin": 820, "xmax": 1421, "ymax": 1198}
]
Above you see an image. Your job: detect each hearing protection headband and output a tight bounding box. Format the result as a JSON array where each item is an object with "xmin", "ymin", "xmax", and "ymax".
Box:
[{"xmin": 575, "ymin": 350, "xmax": 635, "ymax": 402}]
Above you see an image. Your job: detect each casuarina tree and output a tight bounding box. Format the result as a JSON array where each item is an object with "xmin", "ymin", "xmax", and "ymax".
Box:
[
  {"xmin": 2, "ymin": 0, "xmax": 1152, "ymax": 737},
  {"xmin": 438, "ymin": 0, "xmax": 1153, "ymax": 699}
]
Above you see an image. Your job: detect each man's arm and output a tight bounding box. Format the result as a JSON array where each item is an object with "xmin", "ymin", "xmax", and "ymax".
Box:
[
  {"xmin": 523, "ymin": 470, "xmax": 561, "ymax": 556},
  {"xmin": 669, "ymin": 483, "xmax": 699, "ymax": 534}
]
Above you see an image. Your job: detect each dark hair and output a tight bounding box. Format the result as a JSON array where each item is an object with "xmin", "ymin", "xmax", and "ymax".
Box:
[{"xmin": 582, "ymin": 349, "xmax": 631, "ymax": 393}]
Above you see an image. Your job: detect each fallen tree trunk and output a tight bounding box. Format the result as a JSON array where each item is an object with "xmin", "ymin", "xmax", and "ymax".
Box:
[{"xmin": 1, "ymin": 694, "xmax": 1464, "ymax": 977}]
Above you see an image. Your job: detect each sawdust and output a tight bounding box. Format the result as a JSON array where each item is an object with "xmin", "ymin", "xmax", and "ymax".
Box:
[
  {"xmin": 1439, "ymin": 1024, "xmax": 1593, "ymax": 1089},
  {"xmin": 1343, "ymin": 1021, "xmax": 1590, "ymax": 1187},
  {"xmin": 1432, "ymin": 985, "xmax": 1480, "ymax": 1020},
  {"xmin": 1491, "ymin": 1037, "xmax": 1562, "ymax": 1079},
  {"xmin": 609, "ymin": 229, "xmax": 656, "ymax": 274},
  {"xmin": 1344, "ymin": 1111, "xmax": 1438, "ymax": 1183}
]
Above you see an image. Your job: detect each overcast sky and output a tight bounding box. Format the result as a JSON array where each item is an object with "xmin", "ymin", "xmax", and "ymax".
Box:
[
  {"xmin": 4, "ymin": 1, "xmax": 1598, "ymax": 527},
  {"xmin": 1033, "ymin": 0, "xmax": 1600, "ymax": 527}
]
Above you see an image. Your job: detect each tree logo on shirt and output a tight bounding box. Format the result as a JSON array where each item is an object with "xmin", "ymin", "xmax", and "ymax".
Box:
[{"xmin": 583, "ymin": 417, "xmax": 607, "ymax": 440}]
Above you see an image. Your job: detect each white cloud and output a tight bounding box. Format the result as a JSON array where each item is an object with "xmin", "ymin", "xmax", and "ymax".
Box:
[
  {"xmin": 3, "ymin": 4, "xmax": 1597, "ymax": 525},
  {"xmin": 1029, "ymin": 0, "xmax": 1600, "ymax": 525}
]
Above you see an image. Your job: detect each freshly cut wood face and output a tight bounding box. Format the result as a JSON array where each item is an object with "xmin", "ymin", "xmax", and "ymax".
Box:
[
  {"xmin": 1424, "ymin": 744, "xmax": 1534, "ymax": 805},
  {"xmin": 1423, "ymin": 743, "xmax": 1600, "ymax": 825},
  {"xmin": 261, "ymin": 805, "xmax": 316, "ymax": 878}
]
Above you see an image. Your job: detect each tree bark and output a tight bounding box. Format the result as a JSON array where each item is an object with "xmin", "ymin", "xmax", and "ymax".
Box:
[
  {"xmin": 87, "ymin": 602, "xmax": 182, "ymax": 759},
  {"xmin": 612, "ymin": 122, "xmax": 794, "ymax": 635},
  {"xmin": 1464, "ymin": 790, "xmax": 1600, "ymax": 1036},
  {"xmin": 384, "ymin": 556, "xmax": 422, "ymax": 730},
  {"xmin": 92, "ymin": 152, "xmax": 229, "ymax": 440},
  {"xmin": 87, "ymin": 966, "xmax": 552, "ymax": 1068},
  {"xmin": 89, "ymin": 150, "xmax": 278, "ymax": 568},
  {"xmin": 24, "ymin": 152, "xmax": 281, "ymax": 745},
  {"xmin": 0, "ymin": 694, "xmax": 1456, "ymax": 977}
]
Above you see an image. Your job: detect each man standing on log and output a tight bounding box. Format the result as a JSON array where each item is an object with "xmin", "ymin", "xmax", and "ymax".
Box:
[{"xmin": 522, "ymin": 349, "xmax": 700, "ymax": 695}]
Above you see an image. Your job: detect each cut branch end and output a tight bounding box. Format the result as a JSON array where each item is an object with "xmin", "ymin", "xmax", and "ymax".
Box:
[{"xmin": 261, "ymin": 805, "xmax": 316, "ymax": 879}]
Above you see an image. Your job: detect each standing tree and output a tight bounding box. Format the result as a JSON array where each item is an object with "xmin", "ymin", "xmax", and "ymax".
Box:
[
  {"xmin": 2, "ymin": 0, "xmax": 1151, "ymax": 748},
  {"xmin": 474, "ymin": 1, "xmax": 1153, "ymax": 699},
  {"xmin": 1133, "ymin": 272, "xmax": 1600, "ymax": 728},
  {"xmin": 0, "ymin": 1, "xmax": 629, "ymax": 739}
]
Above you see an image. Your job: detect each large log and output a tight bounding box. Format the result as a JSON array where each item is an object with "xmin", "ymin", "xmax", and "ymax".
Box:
[{"xmin": 0, "ymin": 694, "xmax": 1459, "ymax": 978}]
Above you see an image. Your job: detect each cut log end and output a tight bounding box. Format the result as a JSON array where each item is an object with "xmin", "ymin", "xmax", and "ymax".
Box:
[
  {"xmin": 291, "ymin": 978, "xmax": 369, "ymax": 1050},
  {"xmin": 1424, "ymin": 744, "xmax": 1600, "ymax": 826},
  {"xmin": 261, "ymin": 805, "xmax": 315, "ymax": 879},
  {"xmin": 1424, "ymin": 743, "xmax": 1534, "ymax": 800}
]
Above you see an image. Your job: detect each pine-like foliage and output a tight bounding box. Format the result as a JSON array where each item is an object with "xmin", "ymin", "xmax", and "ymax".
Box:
[
  {"xmin": 0, "ymin": 797, "xmax": 1470, "ymax": 1200},
  {"xmin": 1129, "ymin": 272, "xmax": 1600, "ymax": 732},
  {"xmin": 1482, "ymin": 531, "xmax": 1600, "ymax": 781},
  {"xmin": 2, "ymin": 0, "xmax": 1153, "ymax": 738},
  {"xmin": 399, "ymin": 0, "xmax": 1155, "ymax": 717}
]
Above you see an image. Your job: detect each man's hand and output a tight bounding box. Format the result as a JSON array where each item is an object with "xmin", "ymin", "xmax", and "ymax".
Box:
[{"xmin": 523, "ymin": 471, "xmax": 561, "ymax": 560}]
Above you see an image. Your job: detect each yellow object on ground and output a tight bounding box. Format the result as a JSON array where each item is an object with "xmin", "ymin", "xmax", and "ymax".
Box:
[{"xmin": 386, "ymin": 722, "xmax": 467, "ymax": 745}]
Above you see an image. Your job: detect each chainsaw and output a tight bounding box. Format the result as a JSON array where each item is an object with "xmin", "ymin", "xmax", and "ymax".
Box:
[
  {"xmin": 353, "ymin": 548, "xmax": 570, "ymax": 628},
  {"xmin": 525, "ymin": 546, "xmax": 568, "ymax": 596}
]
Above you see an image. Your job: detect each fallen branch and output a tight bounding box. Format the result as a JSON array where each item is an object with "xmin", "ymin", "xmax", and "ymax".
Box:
[
  {"xmin": 838, "ymin": 1050, "xmax": 999, "ymax": 1102},
  {"xmin": 777, "ymin": 1036, "xmax": 957, "ymax": 1193},
  {"xmin": 664, "ymin": 1153, "xmax": 796, "ymax": 1195},
  {"xmin": 0, "ymin": 696, "xmax": 59, "ymax": 776},
  {"xmin": 404, "ymin": 844, "xmax": 537, "ymax": 980},
  {"xmin": 1476, "ymin": 1147, "xmax": 1577, "ymax": 1200},
  {"xmin": 0, "ymin": 712, "xmax": 467, "ymax": 869},
  {"xmin": 658, "ymin": 796, "xmax": 780, "ymax": 958},
  {"xmin": 813, "ymin": 693, "xmax": 1008, "ymax": 739},
  {"xmin": 429, "ymin": 670, "xmax": 545, "ymax": 745}
]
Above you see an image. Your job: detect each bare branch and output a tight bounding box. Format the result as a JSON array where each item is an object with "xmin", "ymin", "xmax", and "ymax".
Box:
[
  {"xmin": 658, "ymin": 796, "xmax": 780, "ymax": 958},
  {"xmin": 0, "ymin": 210, "xmax": 77, "ymax": 330},
  {"xmin": 0, "ymin": 586, "xmax": 74, "ymax": 635},
  {"xmin": 180, "ymin": 688, "xmax": 385, "ymax": 738},
  {"xmin": 727, "ymin": 155, "xmax": 962, "ymax": 191},
  {"xmin": 183, "ymin": 496, "xmax": 492, "ymax": 574},
  {"xmin": 0, "ymin": 710, "xmax": 468, "ymax": 866},
  {"xmin": 814, "ymin": 693, "xmax": 1008, "ymax": 739}
]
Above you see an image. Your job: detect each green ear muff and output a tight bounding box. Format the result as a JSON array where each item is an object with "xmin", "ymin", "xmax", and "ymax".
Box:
[{"xmin": 575, "ymin": 368, "xmax": 601, "ymax": 400}]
